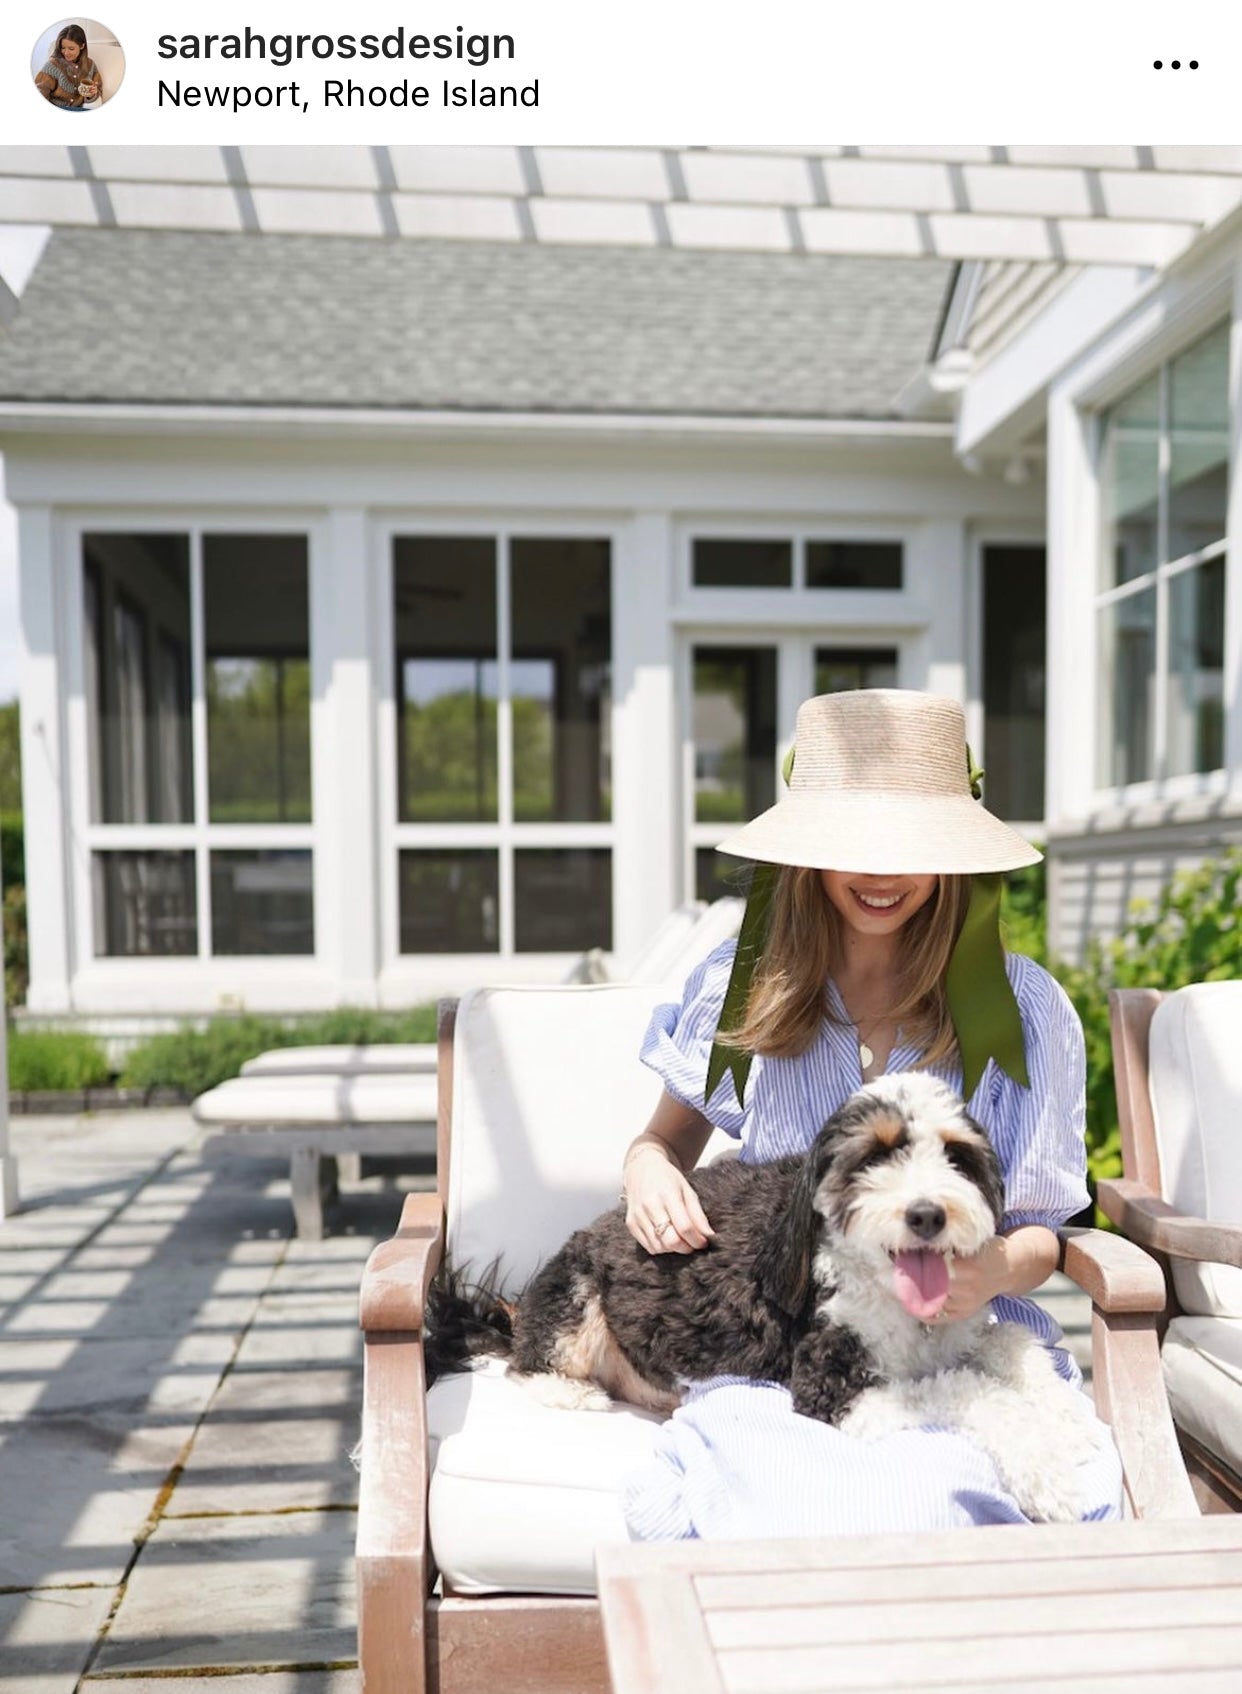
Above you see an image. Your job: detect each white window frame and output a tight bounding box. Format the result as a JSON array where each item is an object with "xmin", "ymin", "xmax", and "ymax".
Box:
[
  {"xmin": 375, "ymin": 515, "xmax": 620, "ymax": 972},
  {"xmin": 677, "ymin": 626, "xmax": 916, "ymax": 903},
  {"xmin": 1045, "ymin": 248, "xmax": 1240, "ymax": 825},
  {"xmin": 62, "ymin": 511, "xmax": 324, "ymax": 977},
  {"xmin": 1094, "ymin": 337, "xmax": 1229, "ymax": 792}
]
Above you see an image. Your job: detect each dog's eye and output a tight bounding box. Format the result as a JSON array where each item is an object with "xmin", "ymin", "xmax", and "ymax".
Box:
[{"xmin": 942, "ymin": 1139, "xmax": 994, "ymax": 1184}]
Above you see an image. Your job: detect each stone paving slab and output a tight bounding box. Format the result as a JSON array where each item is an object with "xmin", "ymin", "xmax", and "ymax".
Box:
[
  {"xmin": 94, "ymin": 1509, "xmax": 358, "ymax": 1675},
  {"xmin": 0, "ymin": 1584, "xmax": 115, "ymax": 1694},
  {"xmin": 0, "ymin": 1412, "xmax": 198, "ymax": 1588},
  {"xmin": 166, "ymin": 1366, "xmax": 363, "ymax": 1515}
]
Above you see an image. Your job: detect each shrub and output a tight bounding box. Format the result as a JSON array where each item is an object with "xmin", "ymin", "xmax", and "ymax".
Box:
[
  {"xmin": 121, "ymin": 1004, "xmax": 439, "ymax": 1097},
  {"xmin": 7, "ymin": 1029, "xmax": 111, "ymax": 1092},
  {"xmin": 3, "ymin": 883, "xmax": 26, "ymax": 1009},
  {"xmin": 1052, "ymin": 847, "xmax": 1242, "ymax": 1187},
  {"xmin": 0, "ymin": 814, "xmax": 23, "ymax": 889}
]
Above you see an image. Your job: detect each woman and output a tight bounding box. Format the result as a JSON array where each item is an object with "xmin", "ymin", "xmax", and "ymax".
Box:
[
  {"xmin": 619, "ymin": 688, "xmax": 1121, "ymax": 1538},
  {"xmin": 35, "ymin": 24, "xmax": 102, "ymax": 109}
]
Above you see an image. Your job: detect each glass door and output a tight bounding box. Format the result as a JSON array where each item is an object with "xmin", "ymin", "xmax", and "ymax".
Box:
[{"xmin": 684, "ymin": 636, "xmax": 900, "ymax": 901}]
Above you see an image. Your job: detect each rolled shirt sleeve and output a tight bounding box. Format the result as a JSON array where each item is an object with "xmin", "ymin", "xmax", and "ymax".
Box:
[{"xmin": 638, "ymin": 939, "xmax": 753, "ymax": 1138}]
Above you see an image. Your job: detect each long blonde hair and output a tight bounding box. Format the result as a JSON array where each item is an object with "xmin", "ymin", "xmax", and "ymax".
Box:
[{"xmin": 725, "ymin": 866, "xmax": 972, "ymax": 1067}]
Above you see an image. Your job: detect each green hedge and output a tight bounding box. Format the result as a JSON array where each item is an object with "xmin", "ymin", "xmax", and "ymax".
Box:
[
  {"xmin": 120, "ymin": 1004, "xmax": 439, "ymax": 1098},
  {"xmin": 8, "ymin": 1029, "xmax": 111, "ymax": 1092}
]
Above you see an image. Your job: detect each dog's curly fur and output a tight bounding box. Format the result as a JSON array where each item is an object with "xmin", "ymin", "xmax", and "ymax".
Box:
[{"xmin": 426, "ymin": 1071, "xmax": 1113, "ymax": 1520}]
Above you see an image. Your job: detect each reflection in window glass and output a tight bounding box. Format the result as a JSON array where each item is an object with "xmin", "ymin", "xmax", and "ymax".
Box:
[
  {"xmin": 395, "ymin": 538, "xmax": 498, "ymax": 822},
  {"xmin": 695, "ymin": 848, "xmax": 750, "ymax": 907},
  {"xmin": 1100, "ymin": 375, "xmax": 1160, "ymax": 588},
  {"xmin": 693, "ymin": 540, "xmax": 791, "ymax": 589},
  {"xmin": 210, "ymin": 850, "xmax": 314, "ymax": 955},
  {"xmin": 1098, "ymin": 588, "xmax": 1156, "ymax": 786},
  {"xmin": 511, "ymin": 538, "xmax": 611, "ymax": 822},
  {"xmin": 981, "ymin": 548, "xmax": 1046, "ymax": 822},
  {"xmin": 514, "ymin": 849, "xmax": 611, "ymax": 952},
  {"xmin": 204, "ymin": 536, "xmax": 311, "ymax": 823},
  {"xmin": 92, "ymin": 850, "xmax": 197, "ymax": 956},
  {"xmin": 83, "ymin": 534, "xmax": 192, "ymax": 825},
  {"xmin": 806, "ymin": 542, "xmax": 903, "ymax": 590},
  {"xmin": 1169, "ymin": 322, "xmax": 1229, "ymax": 565},
  {"xmin": 1167, "ymin": 555, "xmax": 1225, "ymax": 778},
  {"xmin": 399, "ymin": 850, "xmax": 499, "ymax": 953},
  {"xmin": 693, "ymin": 648, "xmax": 777, "ymax": 824},
  {"xmin": 814, "ymin": 647, "xmax": 899, "ymax": 695}
]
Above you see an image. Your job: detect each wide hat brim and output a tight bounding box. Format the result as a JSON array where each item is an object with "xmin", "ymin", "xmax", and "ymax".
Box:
[{"xmin": 716, "ymin": 791, "xmax": 1041, "ymax": 876}]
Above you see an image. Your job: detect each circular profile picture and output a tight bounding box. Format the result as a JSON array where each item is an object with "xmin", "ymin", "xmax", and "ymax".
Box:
[{"xmin": 32, "ymin": 17, "xmax": 124, "ymax": 111}]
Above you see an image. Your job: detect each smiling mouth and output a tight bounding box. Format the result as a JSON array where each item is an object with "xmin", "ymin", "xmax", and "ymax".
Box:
[{"xmin": 850, "ymin": 888, "xmax": 906, "ymax": 913}]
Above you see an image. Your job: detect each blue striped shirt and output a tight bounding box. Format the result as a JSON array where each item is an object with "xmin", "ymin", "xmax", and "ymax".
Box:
[{"xmin": 640, "ymin": 942, "xmax": 1090, "ymax": 1381}]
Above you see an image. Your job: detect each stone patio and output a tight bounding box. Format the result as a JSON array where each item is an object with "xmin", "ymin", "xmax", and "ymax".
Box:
[{"xmin": 0, "ymin": 1107, "xmax": 1092, "ymax": 1692}]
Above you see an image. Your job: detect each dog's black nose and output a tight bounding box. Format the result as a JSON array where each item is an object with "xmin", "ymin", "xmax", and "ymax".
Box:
[{"xmin": 904, "ymin": 1201, "xmax": 946, "ymax": 1240}]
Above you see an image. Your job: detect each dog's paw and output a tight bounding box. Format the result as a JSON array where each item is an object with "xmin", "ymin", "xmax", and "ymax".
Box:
[
  {"xmin": 517, "ymin": 1371, "xmax": 613, "ymax": 1412},
  {"xmin": 838, "ymin": 1384, "xmax": 916, "ymax": 1443}
]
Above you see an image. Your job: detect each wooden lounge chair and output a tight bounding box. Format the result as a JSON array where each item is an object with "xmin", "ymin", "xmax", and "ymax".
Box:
[
  {"xmin": 355, "ymin": 983, "xmax": 1198, "ymax": 1694},
  {"xmin": 1103, "ymin": 984, "xmax": 1242, "ymax": 1512}
]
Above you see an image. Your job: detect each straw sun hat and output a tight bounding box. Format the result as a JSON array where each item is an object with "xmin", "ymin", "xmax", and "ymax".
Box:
[
  {"xmin": 716, "ymin": 689, "xmax": 1041, "ymax": 876},
  {"xmin": 706, "ymin": 689, "xmax": 1038, "ymax": 1106}
]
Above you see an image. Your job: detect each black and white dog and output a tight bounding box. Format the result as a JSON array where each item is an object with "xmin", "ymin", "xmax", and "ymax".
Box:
[{"xmin": 427, "ymin": 1072, "xmax": 1110, "ymax": 1522}]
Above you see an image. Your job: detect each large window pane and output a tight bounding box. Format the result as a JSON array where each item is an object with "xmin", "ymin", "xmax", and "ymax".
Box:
[
  {"xmin": 693, "ymin": 540, "xmax": 792, "ymax": 589},
  {"xmin": 1170, "ymin": 322, "xmax": 1229, "ymax": 564},
  {"xmin": 806, "ymin": 541, "xmax": 903, "ymax": 590},
  {"xmin": 693, "ymin": 648, "xmax": 778, "ymax": 824},
  {"xmin": 399, "ymin": 850, "xmax": 499, "ymax": 953},
  {"xmin": 510, "ymin": 538, "xmax": 611, "ymax": 823},
  {"xmin": 814, "ymin": 646, "xmax": 899, "ymax": 695},
  {"xmin": 514, "ymin": 849, "xmax": 611, "ymax": 952},
  {"xmin": 1167, "ymin": 556, "xmax": 1226, "ymax": 778},
  {"xmin": 92, "ymin": 850, "xmax": 196, "ymax": 956},
  {"xmin": 1098, "ymin": 588, "xmax": 1156, "ymax": 787},
  {"xmin": 204, "ymin": 536, "xmax": 310, "ymax": 823},
  {"xmin": 211, "ymin": 850, "xmax": 313, "ymax": 955},
  {"xmin": 83, "ymin": 534, "xmax": 192, "ymax": 824},
  {"xmin": 1101, "ymin": 374, "xmax": 1160, "ymax": 588},
  {"xmin": 982, "ymin": 547, "xmax": 1046, "ymax": 821},
  {"xmin": 395, "ymin": 538, "xmax": 498, "ymax": 822}
]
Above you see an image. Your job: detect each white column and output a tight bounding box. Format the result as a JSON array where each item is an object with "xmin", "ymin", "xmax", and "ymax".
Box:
[
  {"xmin": 0, "ymin": 828, "xmax": 19, "ymax": 1217},
  {"xmin": 914, "ymin": 519, "xmax": 969, "ymax": 703},
  {"xmin": 311, "ymin": 509, "xmax": 380, "ymax": 1004},
  {"xmin": 17, "ymin": 505, "xmax": 73, "ymax": 1012},
  {"xmin": 610, "ymin": 512, "xmax": 677, "ymax": 963},
  {"xmin": 1223, "ymin": 261, "xmax": 1242, "ymax": 775},
  {"xmin": 1045, "ymin": 378, "xmax": 1099, "ymax": 827}
]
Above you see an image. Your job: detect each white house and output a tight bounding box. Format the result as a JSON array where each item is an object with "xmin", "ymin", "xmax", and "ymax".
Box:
[{"xmin": 0, "ymin": 145, "xmax": 1238, "ymax": 1020}]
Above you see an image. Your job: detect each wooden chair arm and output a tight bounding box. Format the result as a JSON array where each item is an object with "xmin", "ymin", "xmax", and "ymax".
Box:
[
  {"xmin": 359, "ymin": 1191, "xmax": 446, "ymax": 1334},
  {"xmin": 1058, "ymin": 1225, "xmax": 1168, "ymax": 1313},
  {"xmin": 1097, "ymin": 1179, "xmax": 1242, "ymax": 1268},
  {"xmin": 356, "ymin": 1191, "xmax": 445, "ymax": 1694}
]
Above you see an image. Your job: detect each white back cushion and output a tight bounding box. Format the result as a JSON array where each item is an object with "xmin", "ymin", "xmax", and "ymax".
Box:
[
  {"xmin": 447, "ymin": 982, "xmax": 732, "ymax": 1292},
  {"xmin": 1148, "ymin": 983, "xmax": 1242, "ymax": 1317}
]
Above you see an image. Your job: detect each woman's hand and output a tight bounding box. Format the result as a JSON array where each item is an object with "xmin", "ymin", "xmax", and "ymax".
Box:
[
  {"xmin": 623, "ymin": 1143, "xmax": 716, "ymax": 1255},
  {"xmin": 938, "ymin": 1224, "xmax": 1060, "ymax": 1322}
]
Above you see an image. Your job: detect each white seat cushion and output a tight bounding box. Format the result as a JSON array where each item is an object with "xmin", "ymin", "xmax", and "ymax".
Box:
[
  {"xmin": 427, "ymin": 1361, "xmax": 663, "ymax": 1595},
  {"xmin": 192, "ymin": 1070, "xmax": 437, "ymax": 1125},
  {"xmin": 241, "ymin": 1044, "xmax": 436, "ymax": 1077},
  {"xmin": 1148, "ymin": 984, "xmax": 1242, "ymax": 1317},
  {"xmin": 1162, "ymin": 1316, "xmax": 1242, "ymax": 1479}
]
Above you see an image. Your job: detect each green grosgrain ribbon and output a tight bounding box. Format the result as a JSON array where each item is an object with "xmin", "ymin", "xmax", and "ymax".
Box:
[{"xmin": 704, "ymin": 744, "xmax": 1029, "ymax": 1108}]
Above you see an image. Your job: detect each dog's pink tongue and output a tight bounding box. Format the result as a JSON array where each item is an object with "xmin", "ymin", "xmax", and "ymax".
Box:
[{"xmin": 892, "ymin": 1250, "xmax": 950, "ymax": 1320}]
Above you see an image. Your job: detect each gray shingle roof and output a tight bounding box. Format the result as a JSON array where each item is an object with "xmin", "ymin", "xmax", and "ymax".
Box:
[{"xmin": 0, "ymin": 228, "xmax": 953, "ymax": 418}]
